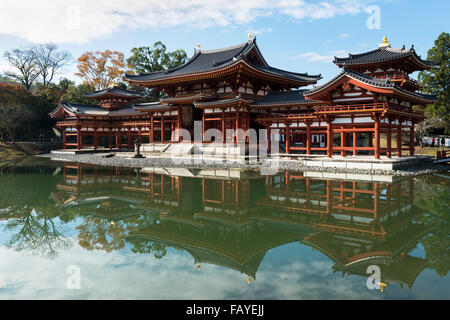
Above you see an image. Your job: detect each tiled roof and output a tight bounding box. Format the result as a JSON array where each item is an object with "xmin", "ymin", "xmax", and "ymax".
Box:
[
  {"xmin": 133, "ymin": 102, "xmax": 173, "ymax": 111},
  {"xmin": 85, "ymin": 86, "xmax": 144, "ymax": 99},
  {"xmin": 334, "ymin": 46, "xmax": 433, "ymax": 68},
  {"xmin": 306, "ymin": 69, "xmax": 436, "ymax": 102},
  {"xmin": 53, "ymin": 102, "xmax": 144, "ymax": 117},
  {"xmin": 194, "ymin": 95, "xmax": 253, "ymax": 107},
  {"xmin": 251, "ymin": 90, "xmax": 320, "ymax": 106},
  {"xmin": 125, "ymin": 39, "xmax": 321, "ymax": 84}
]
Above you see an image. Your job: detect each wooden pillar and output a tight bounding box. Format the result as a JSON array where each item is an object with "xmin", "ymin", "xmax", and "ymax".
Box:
[
  {"xmin": 222, "ymin": 110, "xmax": 225, "ymax": 143},
  {"xmin": 327, "ymin": 121, "xmax": 333, "ymax": 158},
  {"xmin": 353, "ymin": 128, "xmax": 357, "ymax": 156},
  {"xmin": 128, "ymin": 128, "xmax": 132, "ymax": 148},
  {"xmin": 77, "ymin": 126, "xmax": 82, "ymax": 150},
  {"xmin": 62, "ymin": 129, "xmax": 66, "ymax": 149},
  {"xmin": 161, "ymin": 114, "xmax": 164, "ymax": 142},
  {"xmin": 150, "ymin": 114, "xmax": 154, "ymax": 143},
  {"xmin": 286, "ymin": 123, "xmax": 290, "ymax": 154},
  {"xmin": 374, "ymin": 117, "xmax": 380, "ymax": 159},
  {"xmin": 387, "ymin": 121, "xmax": 392, "ymax": 158},
  {"xmin": 117, "ymin": 131, "xmax": 121, "ymax": 149},
  {"xmin": 267, "ymin": 127, "xmax": 271, "ymax": 154},
  {"xmin": 202, "ymin": 109, "xmax": 205, "ymax": 143},
  {"xmin": 306, "ymin": 121, "xmax": 311, "ymax": 155},
  {"xmin": 340, "ymin": 127, "xmax": 345, "ymax": 157},
  {"xmin": 94, "ymin": 127, "xmax": 98, "ymax": 150},
  {"xmin": 374, "ymin": 183, "xmax": 379, "ymax": 220},
  {"xmin": 138, "ymin": 127, "xmax": 142, "ymax": 143},
  {"xmin": 235, "ymin": 110, "xmax": 239, "ymax": 143},
  {"xmin": 109, "ymin": 134, "xmax": 112, "ymax": 150},
  {"xmin": 177, "ymin": 106, "xmax": 182, "ymax": 142},
  {"xmin": 397, "ymin": 119, "xmax": 402, "ymax": 157},
  {"xmin": 410, "ymin": 122, "xmax": 415, "ymax": 156}
]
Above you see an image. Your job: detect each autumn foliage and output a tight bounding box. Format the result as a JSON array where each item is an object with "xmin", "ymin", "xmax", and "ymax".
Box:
[{"xmin": 75, "ymin": 50, "xmax": 126, "ymax": 90}]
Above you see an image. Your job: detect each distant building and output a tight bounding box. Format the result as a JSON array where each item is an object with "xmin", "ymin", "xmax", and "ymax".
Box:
[{"xmin": 50, "ymin": 36, "xmax": 435, "ymax": 158}]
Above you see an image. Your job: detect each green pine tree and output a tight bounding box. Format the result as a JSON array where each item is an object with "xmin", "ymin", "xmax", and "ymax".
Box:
[{"xmin": 418, "ymin": 32, "xmax": 450, "ymax": 134}]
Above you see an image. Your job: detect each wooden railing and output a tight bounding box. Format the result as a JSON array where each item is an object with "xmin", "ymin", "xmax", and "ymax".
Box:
[
  {"xmin": 437, "ymin": 150, "xmax": 450, "ymax": 159},
  {"xmin": 314, "ymin": 102, "xmax": 387, "ymax": 113}
]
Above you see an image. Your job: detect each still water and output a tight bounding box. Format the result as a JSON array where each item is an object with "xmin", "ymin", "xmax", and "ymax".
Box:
[{"xmin": 0, "ymin": 157, "xmax": 449, "ymax": 299}]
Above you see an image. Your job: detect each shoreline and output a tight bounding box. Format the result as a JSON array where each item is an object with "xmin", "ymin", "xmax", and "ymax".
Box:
[{"xmin": 38, "ymin": 152, "xmax": 448, "ymax": 177}]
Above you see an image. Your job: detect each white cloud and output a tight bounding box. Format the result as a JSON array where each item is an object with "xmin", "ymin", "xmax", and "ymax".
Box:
[
  {"xmin": 293, "ymin": 52, "xmax": 334, "ymax": 62},
  {"xmin": 294, "ymin": 50, "xmax": 349, "ymax": 63},
  {"xmin": 0, "ymin": 240, "xmax": 376, "ymax": 299},
  {"xmin": 0, "ymin": 0, "xmax": 368, "ymax": 44},
  {"xmin": 247, "ymin": 27, "xmax": 273, "ymax": 37}
]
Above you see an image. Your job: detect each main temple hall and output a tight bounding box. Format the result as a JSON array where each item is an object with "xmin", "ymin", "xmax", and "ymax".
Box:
[{"xmin": 50, "ymin": 36, "xmax": 436, "ymax": 159}]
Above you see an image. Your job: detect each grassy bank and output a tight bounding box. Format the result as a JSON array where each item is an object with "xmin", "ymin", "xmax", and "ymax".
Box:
[{"xmin": 0, "ymin": 142, "xmax": 47, "ymax": 156}]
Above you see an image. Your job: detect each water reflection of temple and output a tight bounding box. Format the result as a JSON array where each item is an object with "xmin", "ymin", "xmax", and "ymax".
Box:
[{"xmin": 51, "ymin": 162, "xmax": 433, "ymax": 288}]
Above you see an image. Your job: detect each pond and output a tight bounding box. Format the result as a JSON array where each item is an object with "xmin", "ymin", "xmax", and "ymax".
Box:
[{"xmin": 0, "ymin": 157, "xmax": 449, "ymax": 299}]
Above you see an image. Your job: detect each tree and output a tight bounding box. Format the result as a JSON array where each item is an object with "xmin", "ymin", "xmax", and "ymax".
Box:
[
  {"xmin": 418, "ymin": 32, "xmax": 450, "ymax": 134},
  {"xmin": 30, "ymin": 43, "xmax": 72, "ymax": 86},
  {"xmin": 127, "ymin": 42, "xmax": 188, "ymax": 100},
  {"xmin": 60, "ymin": 82, "xmax": 95, "ymax": 104},
  {"xmin": 414, "ymin": 113, "xmax": 443, "ymax": 146},
  {"xmin": 3, "ymin": 48, "xmax": 39, "ymax": 89},
  {"xmin": 75, "ymin": 50, "xmax": 126, "ymax": 90},
  {"xmin": 0, "ymin": 83, "xmax": 33, "ymax": 141}
]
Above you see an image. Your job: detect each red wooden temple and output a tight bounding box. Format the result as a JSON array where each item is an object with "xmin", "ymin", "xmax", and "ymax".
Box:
[{"xmin": 51, "ymin": 36, "xmax": 435, "ymax": 158}]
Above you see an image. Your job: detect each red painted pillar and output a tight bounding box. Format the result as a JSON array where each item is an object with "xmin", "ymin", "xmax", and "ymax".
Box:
[
  {"xmin": 235, "ymin": 110, "xmax": 239, "ymax": 143},
  {"xmin": 76, "ymin": 126, "xmax": 82, "ymax": 150},
  {"xmin": 306, "ymin": 121, "xmax": 311, "ymax": 155},
  {"xmin": 150, "ymin": 114, "xmax": 154, "ymax": 143},
  {"xmin": 128, "ymin": 128, "xmax": 132, "ymax": 148},
  {"xmin": 286, "ymin": 123, "xmax": 291, "ymax": 154},
  {"xmin": 62, "ymin": 129, "xmax": 66, "ymax": 149},
  {"xmin": 410, "ymin": 122, "xmax": 415, "ymax": 156},
  {"xmin": 94, "ymin": 127, "xmax": 98, "ymax": 150},
  {"xmin": 374, "ymin": 118, "xmax": 380, "ymax": 159},
  {"xmin": 353, "ymin": 128, "xmax": 357, "ymax": 156},
  {"xmin": 387, "ymin": 121, "xmax": 392, "ymax": 158},
  {"xmin": 221, "ymin": 110, "xmax": 225, "ymax": 143},
  {"xmin": 161, "ymin": 114, "xmax": 164, "ymax": 142},
  {"xmin": 327, "ymin": 121, "xmax": 333, "ymax": 158},
  {"xmin": 202, "ymin": 109, "xmax": 205, "ymax": 143},
  {"xmin": 397, "ymin": 120, "xmax": 402, "ymax": 157},
  {"xmin": 340, "ymin": 127, "xmax": 345, "ymax": 157}
]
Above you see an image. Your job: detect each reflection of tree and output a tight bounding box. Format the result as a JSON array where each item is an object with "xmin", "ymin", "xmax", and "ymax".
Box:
[
  {"xmin": 414, "ymin": 176, "xmax": 450, "ymax": 276},
  {"xmin": 2, "ymin": 206, "xmax": 71, "ymax": 259},
  {"xmin": 128, "ymin": 239, "xmax": 167, "ymax": 259},
  {"xmin": 76, "ymin": 217, "xmax": 127, "ymax": 252}
]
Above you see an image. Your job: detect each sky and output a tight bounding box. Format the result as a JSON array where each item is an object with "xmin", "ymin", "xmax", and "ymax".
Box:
[{"xmin": 0, "ymin": 0, "xmax": 449, "ymax": 87}]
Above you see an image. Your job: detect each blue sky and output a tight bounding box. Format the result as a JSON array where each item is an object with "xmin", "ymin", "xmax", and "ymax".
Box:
[{"xmin": 0, "ymin": 0, "xmax": 449, "ymax": 87}]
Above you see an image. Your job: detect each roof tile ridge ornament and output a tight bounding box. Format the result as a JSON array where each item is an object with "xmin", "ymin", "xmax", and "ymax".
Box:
[{"xmin": 379, "ymin": 36, "xmax": 391, "ymax": 49}]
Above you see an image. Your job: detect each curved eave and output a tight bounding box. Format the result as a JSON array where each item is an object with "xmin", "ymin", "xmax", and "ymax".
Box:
[
  {"xmin": 334, "ymin": 53, "xmax": 433, "ymax": 71},
  {"xmin": 251, "ymin": 99, "xmax": 323, "ymax": 109},
  {"xmin": 133, "ymin": 105, "xmax": 175, "ymax": 113},
  {"xmin": 306, "ymin": 72, "xmax": 436, "ymax": 105},
  {"xmin": 194, "ymin": 97, "xmax": 253, "ymax": 109},
  {"xmin": 160, "ymin": 93, "xmax": 216, "ymax": 104},
  {"xmin": 49, "ymin": 103, "xmax": 76, "ymax": 118},
  {"xmin": 126, "ymin": 60, "xmax": 320, "ymax": 88}
]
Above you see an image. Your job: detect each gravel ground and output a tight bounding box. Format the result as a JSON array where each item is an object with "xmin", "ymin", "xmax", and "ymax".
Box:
[{"xmin": 39, "ymin": 152, "xmax": 449, "ymax": 177}]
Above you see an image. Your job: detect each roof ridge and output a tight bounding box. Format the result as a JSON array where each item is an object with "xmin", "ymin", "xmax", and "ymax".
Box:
[{"xmin": 200, "ymin": 40, "xmax": 252, "ymax": 54}]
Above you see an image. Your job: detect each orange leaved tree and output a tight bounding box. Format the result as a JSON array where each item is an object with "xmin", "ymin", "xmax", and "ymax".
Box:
[{"xmin": 75, "ymin": 50, "xmax": 126, "ymax": 90}]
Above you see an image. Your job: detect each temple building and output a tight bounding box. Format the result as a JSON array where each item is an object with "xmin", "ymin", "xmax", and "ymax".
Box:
[{"xmin": 51, "ymin": 36, "xmax": 435, "ymax": 158}]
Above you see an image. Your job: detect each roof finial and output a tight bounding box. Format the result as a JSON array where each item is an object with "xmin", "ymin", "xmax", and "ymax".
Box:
[
  {"xmin": 248, "ymin": 32, "xmax": 254, "ymax": 40},
  {"xmin": 379, "ymin": 36, "xmax": 391, "ymax": 48},
  {"xmin": 195, "ymin": 43, "xmax": 201, "ymax": 54}
]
